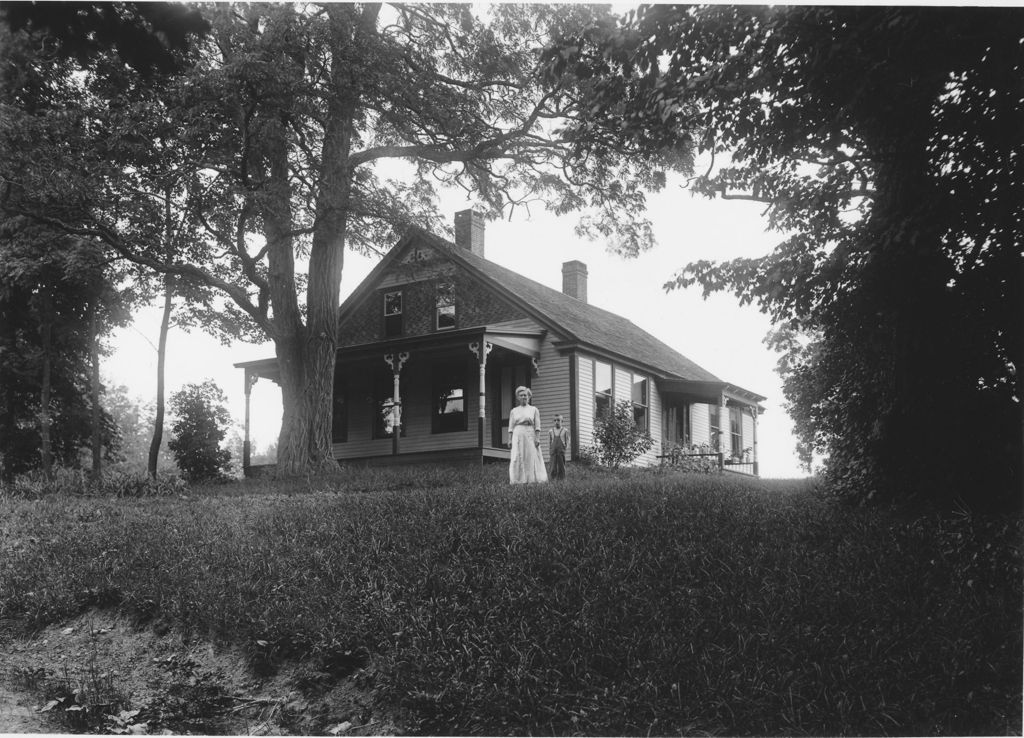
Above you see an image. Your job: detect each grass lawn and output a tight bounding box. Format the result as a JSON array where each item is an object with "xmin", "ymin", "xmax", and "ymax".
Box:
[{"xmin": 1, "ymin": 464, "xmax": 1020, "ymax": 735}]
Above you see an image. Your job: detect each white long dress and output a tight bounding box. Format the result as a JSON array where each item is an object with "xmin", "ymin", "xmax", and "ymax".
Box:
[{"xmin": 508, "ymin": 405, "xmax": 548, "ymax": 484}]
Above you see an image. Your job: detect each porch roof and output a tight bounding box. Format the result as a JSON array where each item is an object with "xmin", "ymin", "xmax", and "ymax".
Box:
[
  {"xmin": 658, "ymin": 378, "xmax": 766, "ymax": 411},
  {"xmin": 335, "ymin": 323, "xmax": 544, "ymax": 361},
  {"xmin": 234, "ymin": 357, "xmax": 281, "ymax": 383},
  {"xmin": 236, "ymin": 323, "xmax": 544, "ymax": 380}
]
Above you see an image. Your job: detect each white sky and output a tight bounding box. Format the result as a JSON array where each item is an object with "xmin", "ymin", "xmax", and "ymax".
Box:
[{"xmin": 105, "ymin": 172, "xmax": 809, "ymax": 478}]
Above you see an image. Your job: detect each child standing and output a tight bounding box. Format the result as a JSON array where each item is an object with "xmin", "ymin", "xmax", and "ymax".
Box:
[{"xmin": 548, "ymin": 414, "xmax": 570, "ymax": 480}]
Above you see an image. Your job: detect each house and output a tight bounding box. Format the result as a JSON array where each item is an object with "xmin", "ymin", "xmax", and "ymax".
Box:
[{"xmin": 235, "ymin": 210, "xmax": 765, "ymax": 475}]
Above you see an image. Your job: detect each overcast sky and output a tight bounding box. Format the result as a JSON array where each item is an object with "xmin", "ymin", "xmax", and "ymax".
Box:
[{"xmin": 105, "ymin": 168, "xmax": 809, "ymax": 478}]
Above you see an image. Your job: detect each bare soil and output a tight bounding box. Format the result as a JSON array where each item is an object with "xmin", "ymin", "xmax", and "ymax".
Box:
[{"xmin": 0, "ymin": 611, "xmax": 402, "ymax": 735}]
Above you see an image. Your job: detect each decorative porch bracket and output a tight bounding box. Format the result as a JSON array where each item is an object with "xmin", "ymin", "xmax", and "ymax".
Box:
[
  {"xmin": 384, "ymin": 351, "xmax": 409, "ymax": 455},
  {"xmin": 469, "ymin": 341, "xmax": 493, "ymax": 450}
]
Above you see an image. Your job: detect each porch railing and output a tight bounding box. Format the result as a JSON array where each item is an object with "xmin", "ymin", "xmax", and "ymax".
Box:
[{"xmin": 658, "ymin": 445, "xmax": 758, "ymax": 476}]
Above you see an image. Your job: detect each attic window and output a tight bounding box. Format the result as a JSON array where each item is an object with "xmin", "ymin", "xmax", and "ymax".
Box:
[
  {"xmin": 436, "ymin": 281, "xmax": 455, "ymax": 330},
  {"xmin": 384, "ymin": 291, "xmax": 402, "ymax": 337}
]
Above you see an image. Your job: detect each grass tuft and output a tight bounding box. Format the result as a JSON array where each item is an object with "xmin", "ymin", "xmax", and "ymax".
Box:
[{"xmin": 1, "ymin": 464, "xmax": 1019, "ymax": 735}]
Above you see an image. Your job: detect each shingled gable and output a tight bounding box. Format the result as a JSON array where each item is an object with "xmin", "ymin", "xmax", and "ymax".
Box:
[{"xmin": 338, "ymin": 225, "xmax": 739, "ymax": 389}]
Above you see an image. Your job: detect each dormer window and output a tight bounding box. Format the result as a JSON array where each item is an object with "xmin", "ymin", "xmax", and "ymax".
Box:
[
  {"xmin": 384, "ymin": 291, "xmax": 402, "ymax": 337},
  {"xmin": 436, "ymin": 281, "xmax": 455, "ymax": 330}
]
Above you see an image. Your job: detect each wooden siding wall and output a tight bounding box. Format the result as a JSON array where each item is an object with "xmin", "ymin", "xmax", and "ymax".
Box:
[
  {"xmin": 332, "ymin": 355, "xmax": 479, "ymax": 459},
  {"xmin": 530, "ymin": 334, "xmax": 571, "ymax": 463},
  {"xmin": 575, "ymin": 353, "xmax": 662, "ymax": 467},
  {"xmin": 742, "ymin": 412, "xmax": 755, "ymax": 457},
  {"xmin": 577, "ymin": 356, "xmax": 595, "ymax": 452},
  {"xmin": 690, "ymin": 403, "xmax": 711, "ymax": 446}
]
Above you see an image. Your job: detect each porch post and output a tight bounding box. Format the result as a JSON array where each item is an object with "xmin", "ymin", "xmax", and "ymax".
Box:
[
  {"xmin": 752, "ymin": 406, "xmax": 759, "ymax": 476},
  {"xmin": 719, "ymin": 392, "xmax": 729, "ymax": 469},
  {"xmin": 470, "ymin": 341, "xmax": 492, "ymax": 451},
  {"xmin": 243, "ymin": 371, "xmax": 257, "ymax": 473},
  {"xmin": 384, "ymin": 352, "xmax": 409, "ymax": 456}
]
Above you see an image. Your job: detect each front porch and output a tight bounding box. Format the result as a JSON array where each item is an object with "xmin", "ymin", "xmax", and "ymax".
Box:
[
  {"xmin": 236, "ymin": 324, "xmax": 543, "ymax": 476},
  {"xmin": 658, "ymin": 378, "xmax": 765, "ymax": 477}
]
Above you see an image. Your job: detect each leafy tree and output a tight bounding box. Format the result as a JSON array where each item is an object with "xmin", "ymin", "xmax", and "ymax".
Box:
[
  {"xmin": 0, "ymin": 1, "xmax": 209, "ymax": 75},
  {"xmin": 553, "ymin": 6, "xmax": 1022, "ymax": 508},
  {"xmin": 168, "ymin": 380, "xmax": 233, "ymax": 482},
  {"xmin": 2, "ymin": 4, "xmax": 686, "ymax": 477},
  {"xmin": 593, "ymin": 399, "xmax": 654, "ymax": 469},
  {"xmin": 0, "ymin": 229, "xmax": 123, "ymax": 479}
]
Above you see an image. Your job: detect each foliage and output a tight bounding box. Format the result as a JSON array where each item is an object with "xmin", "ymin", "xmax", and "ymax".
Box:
[
  {"xmin": 0, "ymin": 4, "xmax": 688, "ymax": 476},
  {"xmin": 0, "ymin": 232, "xmax": 124, "ymax": 479},
  {"xmin": 167, "ymin": 381, "xmax": 233, "ymax": 483},
  {"xmin": 550, "ymin": 6, "xmax": 1022, "ymax": 509},
  {"xmin": 592, "ymin": 398, "xmax": 654, "ymax": 468},
  {"xmin": 0, "ymin": 2, "xmax": 208, "ymax": 75},
  {"xmin": 0, "ymin": 466, "xmax": 1019, "ymax": 735}
]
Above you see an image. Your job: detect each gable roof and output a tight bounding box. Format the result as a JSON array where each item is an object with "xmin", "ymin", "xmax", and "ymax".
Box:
[{"xmin": 337, "ymin": 226, "xmax": 765, "ymax": 402}]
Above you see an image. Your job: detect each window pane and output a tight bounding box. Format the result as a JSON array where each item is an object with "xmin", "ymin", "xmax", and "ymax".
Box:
[
  {"xmin": 384, "ymin": 291, "xmax": 402, "ymax": 315},
  {"xmin": 633, "ymin": 405, "xmax": 647, "ymax": 431},
  {"xmin": 595, "ymin": 393, "xmax": 611, "ymax": 420},
  {"xmin": 437, "ymin": 304, "xmax": 456, "ymax": 330},
  {"xmin": 439, "ymin": 387, "xmax": 464, "ymax": 414},
  {"xmin": 631, "ymin": 376, "xmax": 647, "ymax": 406},
  {"xmin": 594, "ymin": 361, "xmax": 612, "ymax": 396},
  {"xmin": 433, "ymin": 362, "xmax": 467, "ymax": 433},
  {"xmin": 436, "ymin": 281, "xmax": 454, "ymax": 307}
]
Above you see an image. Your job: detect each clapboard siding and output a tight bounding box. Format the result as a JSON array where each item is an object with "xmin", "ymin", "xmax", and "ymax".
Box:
[
  {"xmin": 576, "ymin": 353, "xmax": 595, "ymax": 452},
  {"xmin": 332, "ymin": 354, "xmax": 478, "ymax": 460},
  {"xmin": 531, "ymin": 335, "xmax": 571, "ymax": 463},
  {"xmin": 691, "ymin": 403, "xmax": 711, "ymax": 446},
  {"xmin": 571, "ymin": 354, "xmax": 662, "ymax": 467},
  {"xmin": 646, "ymin": 381, "xmax": 663, "ymax": 464}
]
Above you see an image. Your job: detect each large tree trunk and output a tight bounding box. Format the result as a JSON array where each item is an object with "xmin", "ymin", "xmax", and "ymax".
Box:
[
  {"xmin": 263, "ymin": 5, "xmax": 378, "ymax": 477},
  {"xmin": 261, "ymin": 109, "xmax": 308, "ymax": 477},
  {"xmin": 89, "ymin": 299, "xmax": 102, "ymax": 481},
  {"xmin": 300, "ymin": 6, "xmax": 362, "ymax": 474},
  {"xmin": 147, "ymin": 273, "xmax": 173, "ymax": 478}
]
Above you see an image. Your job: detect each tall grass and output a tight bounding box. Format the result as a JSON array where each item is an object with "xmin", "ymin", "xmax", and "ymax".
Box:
[{"xmin": 1, "ymin": 465, "xmax": 1020, "ymax": 735}]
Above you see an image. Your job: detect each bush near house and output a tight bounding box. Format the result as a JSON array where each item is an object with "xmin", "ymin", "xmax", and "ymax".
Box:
[
  {"xmin": 0, "ymin": 465, "xmax": 1019, "ymax": 736},
  {"xmin": 593, "ymin": 398, "xmax": 654, "ymax": 468},
  {"xmin": 167, "ymin": 380, "xmax": 233, "ymax": 482}
]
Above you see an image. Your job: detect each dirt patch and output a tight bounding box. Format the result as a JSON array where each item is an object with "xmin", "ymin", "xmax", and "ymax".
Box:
[{"xmin": 0, "ymin": 611, "xmax": 402, "ymax": 735}]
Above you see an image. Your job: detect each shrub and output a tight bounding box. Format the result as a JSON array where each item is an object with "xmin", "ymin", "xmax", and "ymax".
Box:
[
  {"xmin": 592, "ymin": 399, "xmax": 653, "ymax": 468},
  {"xmin": 167, "ymin": 381, "xmax": 233, "ymax": 482}
]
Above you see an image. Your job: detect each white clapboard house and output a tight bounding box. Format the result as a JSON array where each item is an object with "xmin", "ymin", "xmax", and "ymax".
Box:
[{"xmin": 236, "ymin": 210, "xmax": 765, "ymax": 475}]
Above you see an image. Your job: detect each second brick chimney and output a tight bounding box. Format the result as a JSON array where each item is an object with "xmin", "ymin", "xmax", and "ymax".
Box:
[
  {"xmin": 454, "ymin": 209, "xmax": 485, "ymax": 259},
  {"xmin": 562, "ymin": 260, "xmax": 588, "ymax": 303}
]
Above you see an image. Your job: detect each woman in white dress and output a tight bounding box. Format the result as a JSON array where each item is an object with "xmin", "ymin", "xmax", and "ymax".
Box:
[{"xmin": 508, "ymin": 386, "xmax": 548, "ymax": 484}]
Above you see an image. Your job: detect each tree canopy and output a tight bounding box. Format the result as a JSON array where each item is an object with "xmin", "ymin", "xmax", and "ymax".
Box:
[
  {"xmin": 551, "ymin": 5, "xmax": 1022, "ymax": 508},
  {"xmin": 2, "ymin": 3, "xmax": 688, "ymax": 476}
]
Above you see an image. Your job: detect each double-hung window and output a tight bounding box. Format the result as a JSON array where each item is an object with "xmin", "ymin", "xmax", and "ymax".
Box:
[
  {"xmin": 433, "ymin": 359, "xmax": 467, "ymax": 433},
  {"xmin": 384, "ymin": 291, "xmax": 403, "ymax": 337},
  {"xmin": 709, "ymin": 403, "xmax": 721, "ymax": 452},
  {"xmin": 594, "ymin": 360, "xmax": 613, "ymax": 421},
  {"xmin": 436, "ymin": 281, "xmax": 456, "ymax": 330},
  {"xmin": 729, "ymin": 407, "xmax": 743, "ymax": 457},
  {"xmin": 631, "ymin": 373, "xmax": 649, "ymax": 431}
]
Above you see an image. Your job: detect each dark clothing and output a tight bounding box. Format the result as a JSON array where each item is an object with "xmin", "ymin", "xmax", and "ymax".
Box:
[{"xmin": 549, "ymin": 426, "xmax": 569, "ymax": 480}]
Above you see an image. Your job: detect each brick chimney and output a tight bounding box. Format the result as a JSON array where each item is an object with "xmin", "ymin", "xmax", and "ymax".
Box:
[
  {"xmin": 562, "ymin": 260, "xmax": 588, "ymax": 303},
  {"xmin": 454, "ymin": 209, "xmax": 485, "ymax": 259}
]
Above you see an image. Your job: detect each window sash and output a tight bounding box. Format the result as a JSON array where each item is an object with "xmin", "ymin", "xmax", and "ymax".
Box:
[{"xmin": 593, "ymin": 360, "xmax": 612, "ymax": 420}]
